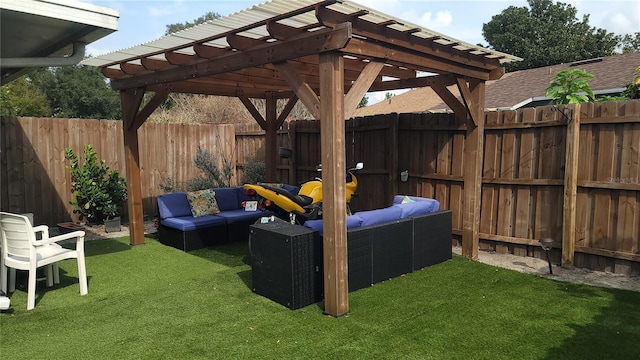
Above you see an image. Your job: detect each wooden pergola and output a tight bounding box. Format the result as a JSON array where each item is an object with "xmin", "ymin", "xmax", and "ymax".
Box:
[{"xmin": 85, "ymin": 0, "xmax": 520, "ymax": 317}]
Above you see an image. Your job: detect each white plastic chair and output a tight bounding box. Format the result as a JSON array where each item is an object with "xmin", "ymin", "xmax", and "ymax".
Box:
[{"xmin": 0, "ymin": 212, "xmax": 88, "ymax": 310}]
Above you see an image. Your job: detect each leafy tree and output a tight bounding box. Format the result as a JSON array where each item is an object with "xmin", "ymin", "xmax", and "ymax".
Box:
[
  {"xmin": 357, "ymin": 96, "xmax": 368, "ymax": 108},
  {"xmin": 545, "ymin": 69, "xmax": 595, "ymax": 104},
  {"xmin": 385, "ymin": 92, "xmax": 395, "ymax": 100},
  {"xmin": 620, "ymin": 32, "xmax": 640, "ymax": 53},
  {"xmin": 165, "ymin": 11, "xmax": 221, "ymax": 35},
  {"xmin": 30, "ymin": 65, "xmax": 121, "ymax": 119},
  {"xmin": 482, "ymin": 0, "xmax": 619, "ymax": 71},
  {"xmin": 0, "ymin": 77, "xmax": 52, "ymax": 116}
]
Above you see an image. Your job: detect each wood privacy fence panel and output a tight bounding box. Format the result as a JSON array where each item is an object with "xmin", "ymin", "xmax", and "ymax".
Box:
[
  {"xmin": 235, "ymin": 123, "xmax": 265, "ymax": 184},
  {"xmin": 290, "ymin": 119, "xmax": 321, "ymax": 186},
  {"xmin": 234, "ymin": 122, "xmax": 293, "ymax": 184},
  {"xmin": 137, "ymin": 123, "xmax": 236, "ymax": 213},
  {"xmin": 574, "ymin": 101, "xmax": 640, "ymax": 271},
  {"xmin": 1, "ymin": 117, "xmax": 126, "ymax": 226},
  {"xmin": 1, "ymin": 117, "xmax": 235, "ymax": 225},
  {"xmin": 397, "ymin": 112, "xmax": 466, "ymax": 232},
  {"xmin": 347, "ymin": 114, "xmax": 398, "ymax": 212},
  {"xmin": 480, "ymin": 106, "xmax": 567, "ymax": 257}
]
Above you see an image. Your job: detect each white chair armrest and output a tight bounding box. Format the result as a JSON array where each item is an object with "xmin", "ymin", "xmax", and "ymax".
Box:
[
  {"xmin": 34, "ymin": 230, "xmax": 85, "ymax": 246},
  {"xmin": 32, "ymin": 225, "xmax": 49, "ymax": 239}
]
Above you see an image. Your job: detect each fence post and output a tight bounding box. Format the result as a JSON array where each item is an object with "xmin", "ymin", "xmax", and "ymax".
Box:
[
  {"xmin": 562, "ymin": 104, "xmax": 580, "ymax": 268},
  {"xmin": 388, "ymin": 113, "xmax": 399, "ymax": 203}
]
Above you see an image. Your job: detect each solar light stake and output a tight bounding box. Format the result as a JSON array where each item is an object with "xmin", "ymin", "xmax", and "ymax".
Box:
[{"xmin": 539, "ymin": 238, "xmax": 554, "ymax": 274}]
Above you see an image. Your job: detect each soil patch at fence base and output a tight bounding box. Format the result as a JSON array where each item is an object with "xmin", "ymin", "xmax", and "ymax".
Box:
[{"xmin": 453, "ymin": 246, "xmax": 640, "ymax": 293}]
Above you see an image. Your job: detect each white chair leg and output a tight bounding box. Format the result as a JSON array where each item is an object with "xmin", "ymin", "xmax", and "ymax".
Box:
[
  {"xmin": 0, "ymin": 264, "xmax": 6, "ymax": 294},
  {"xmin": 77, "ymin": 255, "xmax": 87, "ymax": 296},
  {"xmin": 9, "ymin": 268, "xmax": 16, "ymax": 292},
  {"xmin": 27, "ymin": 268, "xmax": 36, "ymax": 310},
  {"xmin": 46, "ymin": 264, "xmax": 54, "ymax": 287},
  {"xmin": 53, "ymin": 263, "xmax": 60, "ymax": 284}
]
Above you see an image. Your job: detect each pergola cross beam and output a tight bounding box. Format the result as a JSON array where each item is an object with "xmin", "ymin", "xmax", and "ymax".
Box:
[{"xmin": 110, "ymin": 24, "xmax": 353, "ymax": 91}]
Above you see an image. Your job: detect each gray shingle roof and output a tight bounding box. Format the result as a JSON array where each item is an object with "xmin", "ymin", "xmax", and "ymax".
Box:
[{"xmin": 355, "ymin": 52, "xmax": 640, "ymax": 116}]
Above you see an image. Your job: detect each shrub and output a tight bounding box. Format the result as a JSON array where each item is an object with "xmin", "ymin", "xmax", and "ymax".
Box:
[
  {"xmin": 242, "ymin": 160, "xmax": 265, "ymax": 184},
  {"xmin": 65, "ymin": 145, "xmax": 127, "ymax": 223},
  {"xmin": 546, "ymin": 69, "xmax": 595, "ymax": 104},
  {"xmin": 158, "ymin": 146, "xmax": 233, "ymax": 192}
]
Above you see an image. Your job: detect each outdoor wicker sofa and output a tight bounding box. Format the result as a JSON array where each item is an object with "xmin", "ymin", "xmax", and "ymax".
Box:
[
  {"xmin": 157, "ymin": 187, "xmax": 272, "ymax": 251},
  {"xmin": 249, "ymin": 195, "xmax": 452, "ymax": 309}
]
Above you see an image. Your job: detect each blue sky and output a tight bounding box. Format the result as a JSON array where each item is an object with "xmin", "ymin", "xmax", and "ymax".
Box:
[{"xmin": 85, "ymin": 0, "xmax": 639, "ymax": 101}]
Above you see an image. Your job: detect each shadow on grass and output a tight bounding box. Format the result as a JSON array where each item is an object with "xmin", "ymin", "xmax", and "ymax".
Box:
[
  {"xmin": 82, "ymin": 238, "xmax": 134, "ymax": 257},
  {"xmin": 187, "ymin": 241, "xmax": 251, "ymax": 268},
  {"xmin": 543, "ymin": 284, "xmax": 640, "ymax": 359},
  {"xmin": 237, "ymin": 269, "xmax": 252, "ymax": 290},
  {"xmin": 188, "ymin": 242, "xmax": 254, "ymax": 291}
]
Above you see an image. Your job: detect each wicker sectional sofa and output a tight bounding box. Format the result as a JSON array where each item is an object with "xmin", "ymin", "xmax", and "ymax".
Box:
[
  {"xmin": 304, "ymin": 195, "xmax": 452, "ymax": 291},
  {"xmin": 249, "ymin": 195, "xmax": 452, "ymax": 309},
  {"xmin": 157, "ymin": 187, "xmax": 272, "ymax": 251}
]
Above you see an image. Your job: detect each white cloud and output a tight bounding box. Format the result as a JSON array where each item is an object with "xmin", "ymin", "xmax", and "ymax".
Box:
[
  {"xmin": 424, "ymin": 10, "xmax": 453, "ymax": 28},
  {"xmin": 148, "ymin": 6, "xmax": 173, "ymax": 17},
  {"xmin": 604, "ymin": 12, "xmax": 639, "ymax": 35}
]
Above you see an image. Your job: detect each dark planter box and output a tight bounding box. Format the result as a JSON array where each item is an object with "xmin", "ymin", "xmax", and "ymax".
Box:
[
  {"xmin": 249, "ymin": 219, "xmax": 322, "ymax": 310},
  {"xmin": 57, "ymin": 222, "xmax": 86, "ymax": 234},
  {"xmin": 104, "ymin": 216, "xmax": 121, "ymax": 233}
]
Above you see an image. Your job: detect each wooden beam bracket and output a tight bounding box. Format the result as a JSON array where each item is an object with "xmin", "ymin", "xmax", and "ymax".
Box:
[
  {"xmin": 274, "ymin": 61, "xmax": 321, "ymax": 119},
  {"xmin": 238, "ymin": 95, "xmax": 267, "ymax": 130}
]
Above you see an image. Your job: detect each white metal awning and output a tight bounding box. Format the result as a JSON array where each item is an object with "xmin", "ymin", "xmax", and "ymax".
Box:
[{"xmin": 1, "ymin": 0, "xmax": 119, "ymax": 84}]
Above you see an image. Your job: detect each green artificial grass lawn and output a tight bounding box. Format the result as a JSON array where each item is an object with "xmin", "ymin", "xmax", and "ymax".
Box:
[{"xmin": 1, "ymin": 235, "xmax": 639, "ymax": 360}]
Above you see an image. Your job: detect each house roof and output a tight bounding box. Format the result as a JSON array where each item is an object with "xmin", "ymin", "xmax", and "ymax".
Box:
[
  {"xmin": 0, "ymin": 0, "xmax": 119, "ymax": 84},
  {"xmin": 355, "ymin": 51, "xmax": 640, "ymax": 116}
]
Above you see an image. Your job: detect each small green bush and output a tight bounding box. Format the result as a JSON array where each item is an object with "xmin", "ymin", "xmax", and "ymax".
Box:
[
  {"xmin": 242, "ymin": 160, "xmax": 265, "ymax": 184},
  {"xmin": 158, "ymin": 146, "xmax": 233, "ymax": 192},
  {"xmin": 65, "ymin": 144, "xmax": 127, "ymax": 223}
]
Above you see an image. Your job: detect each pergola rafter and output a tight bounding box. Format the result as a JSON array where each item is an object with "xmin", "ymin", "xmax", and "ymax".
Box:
[{"xmin": 83, "ymin": 0, "xmax": 521, "ymax": 317}]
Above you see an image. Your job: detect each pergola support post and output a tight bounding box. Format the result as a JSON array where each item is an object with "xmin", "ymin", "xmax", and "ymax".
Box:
[
  {"xmin": 461, "ymin": 79, "xmax": 485, "ymax": 259},
  {"xmin": 120, "ymin": 88, "xmax": 169, "ymax": 246},
  {"xmin": 319, "ymin": 51, "xmax": 349, "ymax": 317},
  {"xmin": 121, "ymin": 88, "xmax": 145, "ymax": 246}
]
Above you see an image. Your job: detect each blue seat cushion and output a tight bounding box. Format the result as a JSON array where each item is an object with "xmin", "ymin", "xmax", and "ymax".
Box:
[
  {"xmin": 303, "ymin": 214, "xmax": 363, "ymax": 235},
  {"xmin": 281, "ymin": 184, "xmax": 299, "ymax": 195},
  {"xmin": 356, "ymin": 205, "xmax": 403, "ymax": 227},
  {"xmin": 161, "ymin": 215, "xmax": 226, "ymax": 232},
  {"xmin": 394, "ymin": 199, "xmax": 440, "ymax": 218},
  {"xmin": 214, "ymin": 187, "xmax": 240, "ymax": 211},
  {"xmin": 214, "ymin": 209, "xmax": 268, "ymax": 224},
  {"xmin": 393, "ymin": 195, "xmax": 436, "ymax": 205},
  {"xmin": 157, "ymin": 192, "xmax": 192, "ymax": 220}
]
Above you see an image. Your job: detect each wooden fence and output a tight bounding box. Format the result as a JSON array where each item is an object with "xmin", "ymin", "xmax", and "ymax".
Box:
[
  {"xmin": 1, "ymin": 100, "xmax": 639, "ymax": 273},
  {"xmin": 0, "ymin": 117, "xmax": 235, "ymax": 225}
]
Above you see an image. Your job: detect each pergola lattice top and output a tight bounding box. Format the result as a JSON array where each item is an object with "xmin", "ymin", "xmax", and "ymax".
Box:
[{"xmin": 84, "ymin": 0, "xmax": 521, "ymax": 100}]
